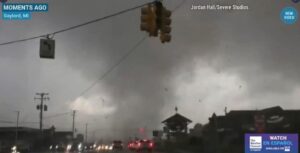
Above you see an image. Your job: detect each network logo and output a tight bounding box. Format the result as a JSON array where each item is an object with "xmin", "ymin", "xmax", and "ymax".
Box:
[
  {"xmin": 249, "ymin": 136, "xmax": 262, "ymax": 151},
  {"xmin": 292, "ymin": 0, "xmax": 300, "ymax": 3},
  {"xmin": 280, "ymin": 7, "xmax": 298, "ymax": 25}
]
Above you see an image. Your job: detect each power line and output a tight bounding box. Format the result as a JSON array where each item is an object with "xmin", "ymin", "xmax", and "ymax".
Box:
[
  {"xmin": 44, "ymin": 112, "xmax": 71, "ymax": 119},
  {"xmin": 20, "ymin": 121, "xmax": 39, "ymax": 124},
  {"xmin": 172, "ymin": 0, "xmax": 187, "ymax": 12},
  {"xmin": 51, "ymin": 2, "xmax": 153, "ymax": 35},
  {"xmin": 77, "ymin": 36, "xmax": 147, "ymax": 98},
  {"xmin": 71, "ymin": 0, "xmax": 187, "ymax": 99},
  {"xmin": 74, "ymin": 0, "xmax": 186, "ymax": 97},
  {"xmin": 0, "ymin": 1, "xmax": 154, "ymax": 46}
]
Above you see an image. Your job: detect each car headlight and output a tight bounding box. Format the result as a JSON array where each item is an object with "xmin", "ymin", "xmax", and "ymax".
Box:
[
  {"xmin": 78, "ymin": 143, "xmax": 82, "ymax": 151},
  {"xmin": 11, "ymin": 146, "xmax": 17, "ymax": 151},
  {"xmin": 66, "ymin": 144, "xmax": 72, "ymax": 151}
]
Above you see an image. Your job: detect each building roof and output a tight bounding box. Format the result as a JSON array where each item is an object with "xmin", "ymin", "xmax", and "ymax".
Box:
[
  {"xmin": 208, "ymin": 106, "xmax": 300, "ymax": 130},
  {"xmin": 0, "ymin": 127, "xmax": 39, "ymax": 132},
  {"xmin": 162, "ymin": 113, "xmax": 192, "ymax": 124},
  {"xmin": 0, "ymin": 126, "xmax": 58, "ymax": 133},
  {"xmin": 226, "ymin": 106, "xmax": 284, "ymax": 119}
]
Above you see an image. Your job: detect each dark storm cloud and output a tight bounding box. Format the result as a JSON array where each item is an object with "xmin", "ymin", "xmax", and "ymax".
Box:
[{"xmin": 1, "ymin": 0, "xmax": 300, "ymax": 140}]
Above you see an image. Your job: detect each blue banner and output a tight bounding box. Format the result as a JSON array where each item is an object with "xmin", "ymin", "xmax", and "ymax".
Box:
[
  {"xmin": 2, "ymin": 3, "xmax": 48, "ymax": 12},
  {"xmin": 245, "ymin": 134, "xmax": 298, "ymax": 153}
]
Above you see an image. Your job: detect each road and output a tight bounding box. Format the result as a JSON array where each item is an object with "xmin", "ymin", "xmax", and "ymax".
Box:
[
  {"xmin": 38, "ymin": 150, "xmax": 165, "ymax": 153},
  {"xmin": 37, "ymin": 150, "xmax": 184, "ymax": 153}
]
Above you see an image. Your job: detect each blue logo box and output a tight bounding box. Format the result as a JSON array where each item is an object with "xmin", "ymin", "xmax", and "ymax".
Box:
[
  {"xmin": 2, "ymin": 3, "xmax": 48, "ymax": 12},
  {"xmin": 280, "ymin": 7, "xmax": 298, "ymax": 25},
  {"xmin": 245, "ymin": 134, "xmax": 298, "ymax": 153}
]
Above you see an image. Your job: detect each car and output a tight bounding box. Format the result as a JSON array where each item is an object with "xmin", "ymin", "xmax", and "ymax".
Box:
[
  {"xmin": 96, "ymin": 144, "xmax": 113, "ymax": 152},
  {"xmin": 112, "ymin": 140, "xmax": 123, "ymax": 150},
  {"xmin": 127, "ymin": 140, "xmax": 139, "ymax": 151},
  {"xmin": 127, "ymin": 141, "xmax": 134, "ymax": 150},
  {"xmin": 49, "ymin": 144, "xmax": 65, "ymax": 152},
  {"xmin": 136, "ymin": 139, "xmax": 154, "ymax": 152}
]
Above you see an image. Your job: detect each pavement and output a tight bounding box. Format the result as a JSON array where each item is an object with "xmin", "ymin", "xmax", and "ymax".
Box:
[
  {"xmin": 27, "ymin": 148, "xmax": 197, "ymax": 153},
  {"xmin": 35, "ymin": 150, "xmax": 168, "ymax": 153}
]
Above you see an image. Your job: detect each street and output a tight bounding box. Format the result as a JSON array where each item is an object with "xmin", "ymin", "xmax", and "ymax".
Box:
[{"xmin": 38, "ymin": 151, "xmax": 173, "ymax": 153}]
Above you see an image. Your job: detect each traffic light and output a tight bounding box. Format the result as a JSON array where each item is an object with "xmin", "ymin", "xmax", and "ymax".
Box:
[
  {"xmin": 140, "ymin": 2, "xmax": 172, "ymax": 43},
  {"xmin": 40, "ymin": 38, "xmax": 55, "ymax": 59},
  {"xmin": 159, "ymin": 6, "xmax": 172, "ymax": 43},
  {"xmin": 140, "ymin": 4, "xmax": 158, "ymax": 36}
]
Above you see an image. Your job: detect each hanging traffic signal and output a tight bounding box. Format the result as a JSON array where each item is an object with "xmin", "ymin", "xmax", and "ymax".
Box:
[
  {"xmin": 140, "ymin": 4, "xmax": 158, "ymax": 37},
  {"xmin": 140, "ymin": 2, "xmax": 172, "ymax": 43},
  {"xmin": 159, "ymin": 6, "xmax": 172, "ymax": 43},
  {"xmin": 40, "ymin": 38, "xmax": 55, "ymax": 59}
]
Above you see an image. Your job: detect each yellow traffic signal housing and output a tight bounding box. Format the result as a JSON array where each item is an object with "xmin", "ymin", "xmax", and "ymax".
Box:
[
  {"xmin": 160, "ymin": 33, "xmax": 171, "ymax": 43},
  {"xmin": 140, "ymin": 4, "xmax": 158, "ymax": 37},
  {"xmin": 159, "ymin": 7, "xmax": 172, "ymax": 43},
  {"xmin": 140, "ymin": 2, "xmax": 172, "ymax": 43}
]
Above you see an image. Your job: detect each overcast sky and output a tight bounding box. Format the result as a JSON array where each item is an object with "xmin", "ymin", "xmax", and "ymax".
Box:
[{"xmin": 0, "ymin": 0, "xmax": 299, "ymax": 141}]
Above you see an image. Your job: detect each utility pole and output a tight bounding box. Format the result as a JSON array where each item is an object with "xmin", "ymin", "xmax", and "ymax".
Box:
[
  {"xmin": 72, "ymin": 110, "xmax": 76, "ymax": 139},
  {"xmin": 15, "ymin": 111, "xmax": 20, "ymax": 145},
  {"xmin": 34, "ymin": 93, "xmax": 50, "ymax": 133},
  {"xmin": 85, "ymin": 123, "xmax": 88, "ymax": 143}
]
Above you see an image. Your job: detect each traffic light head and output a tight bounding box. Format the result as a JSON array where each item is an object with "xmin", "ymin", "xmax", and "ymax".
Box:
[
  {"xmin": 159, "ymin": 7, "xmax": 172, "ymax": 43},
  {"xmin": 140, "ymin": 7, "xmax": 150, "ymax": 31},
  {"xmin": 140, "ymin": 4, "xmax": 158, "ymax": 36},
  {"xmin": 140, "ymin": 2, "xmax": 172, "ymax": 43},
  {"xmin": 162, "ymin": 9, "xmax": 171, "ymax": 18},
  {"xmin": 160, "ymin": 33, "xmax": 171, "ymax": 43},
  {"xmin": 40, "ymin": 38, "xmax": 55, "ymax": 59}
]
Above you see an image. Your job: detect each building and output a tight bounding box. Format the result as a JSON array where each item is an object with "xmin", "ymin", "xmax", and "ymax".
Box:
[
  {"xmin": 0, "ymin": 126, "xmax": 81, "ymax": 152},
  {"xmin": 189, "ymin": 123, "xmax": 203, "ymax": 137},
  {"xmin": 202, "ymin": 106, "xmax": 300, "ymax": 153},
  {"xmin": 162, "ymin": 110, "xmax": 192, "ymax": 141},
  {"xmin": 0, "ymin": 127, "xmax": 54, "ymax": 152}
]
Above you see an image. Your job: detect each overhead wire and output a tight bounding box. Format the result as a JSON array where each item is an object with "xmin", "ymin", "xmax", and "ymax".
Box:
[
  {"xmin": 73, "ymin": 0, "xmax": 187, "ymax": 98},
  {"xmin": 76, "ymin": 36, "xmax": 147, "ymax": 98},
  {"xmin": 0, "ymin": 0, "xmax": 188, "ymax": 126},
  {"xmin": 0, "ymin": 1, "xmax": 188, "ymax": 135},
  {"xmin": 44, "ymin": 112, "xmax": 71, "ymax": 119},
  {"xmin": 0, "ymin": 1, "xmax": 154, "ymax": 46}
]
